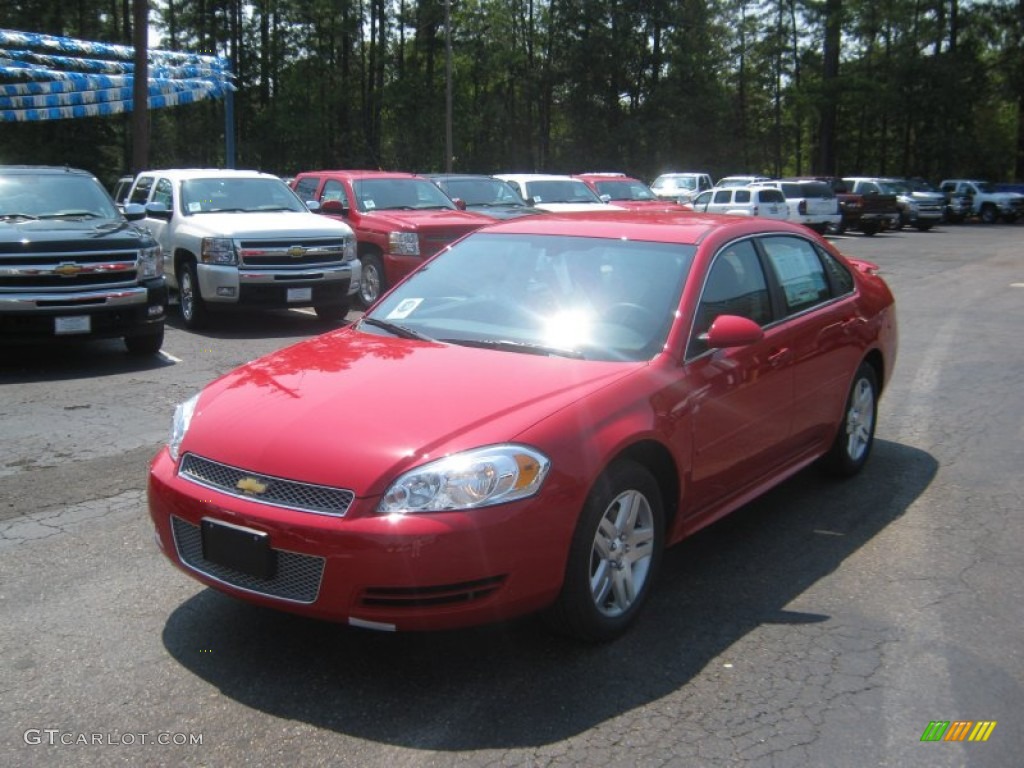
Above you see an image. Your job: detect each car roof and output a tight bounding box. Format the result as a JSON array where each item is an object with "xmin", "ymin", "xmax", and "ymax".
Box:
[
  {"xmin": 140, "ymin": 168, "xmax": 282, "ymax": 181},
  {"xmin": 296, "ymin": 170, "xmax": 425, "ymax": 181},
  {"xmin": 462, "ymin": 209, "xmax": 800, "ymax": 245},
  {"xmin": 495, "ymin": 173, "xmax": 578, "ymax": 182},
  {"xmin": 0, "ymin": 165, "xmax": 95, "ymax": 177},
  {"xmin": 574, "ymin": 173, "xmax": 642, "ymax": 182}
]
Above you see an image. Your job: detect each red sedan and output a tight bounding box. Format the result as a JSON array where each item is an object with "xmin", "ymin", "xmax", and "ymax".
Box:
[{"xmin": 148, "ymin": 212, "xmax": 897, "ymax": 641}]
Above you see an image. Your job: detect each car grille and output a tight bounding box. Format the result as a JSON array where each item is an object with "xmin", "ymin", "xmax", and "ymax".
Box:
[
  {"xmin": 359, "ymin": 576, "xmax": 506, "ymax": 608},
  {"xmin": 238, "ymin": 238, "xmax": 347, "ymax": 267},
  {"xmin": 0, "ymin": 249, "xmax": 139, "ymax": 291},
  {"xmin": 178, "ymin": 453, "xmax": 355, "ymax": 517},
  {"xmin": 171, "ymin": 516, "xmax": 324, "ymax": 603}
]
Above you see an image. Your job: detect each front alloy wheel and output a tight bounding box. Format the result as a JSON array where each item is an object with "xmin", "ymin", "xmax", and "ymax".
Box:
[
  {"xmin": 177, "ymin": 261, "xmax": 209, "ymax": 329},
  {"xmin": 358, "ymin": 253, "xmax": 385, "ymax": 307},
  {"xmin": 547, "ymin": 461, "xmax": 664, "ymax": 642}
]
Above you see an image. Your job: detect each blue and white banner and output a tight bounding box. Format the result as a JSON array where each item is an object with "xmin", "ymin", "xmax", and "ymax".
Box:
[{"xmin": 0, "ymin": 27, "xmax": 233, "ymax": 122}]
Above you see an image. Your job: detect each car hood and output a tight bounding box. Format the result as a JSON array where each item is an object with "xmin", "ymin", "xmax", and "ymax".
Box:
[
  {"xmin": 534, "ymin": 202, "xmax": 626, "ymax": 212},
  {"xmin": 0, "ymin": 217, "xmax": 154, "ymax": 249},
  {"xmin": 177, "ymin": 211, "xmax": 353, "ymax": 239},
  {"xmin": 357, "ymin": 208, "xmax": 488, "ymax": 230},
  {"xmin": 182, "ymin": 329, "xmax": 641, "ymax": 497}
]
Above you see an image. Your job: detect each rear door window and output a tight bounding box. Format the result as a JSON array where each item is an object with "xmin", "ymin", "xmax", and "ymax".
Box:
[{"xmin": 759, "ymin": 236, "xmax": 831, "ymax": 315}]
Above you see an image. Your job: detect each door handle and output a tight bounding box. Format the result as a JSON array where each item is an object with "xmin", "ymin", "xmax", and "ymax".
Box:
[{"xmin": 767, "ymin": 347, "xmax": 791, "ymax": 366}]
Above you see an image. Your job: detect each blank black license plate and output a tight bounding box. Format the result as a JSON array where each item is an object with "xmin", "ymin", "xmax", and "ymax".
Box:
[{"xmin": 201, "ymin": 518, "xmax": 277, "ymax": 580}]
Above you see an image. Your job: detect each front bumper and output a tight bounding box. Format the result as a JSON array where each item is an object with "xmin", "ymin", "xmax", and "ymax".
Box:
[
  {"xmin": 0, "ymin": 278, "xmax": 167, "ymax": 343},
  {"xmin": 147, "ymin": 448, "xmax": 571, "ymax": 631},
  {"xmin": 196, "ymin": 262, "xmax": 360, "ymax": 307}
]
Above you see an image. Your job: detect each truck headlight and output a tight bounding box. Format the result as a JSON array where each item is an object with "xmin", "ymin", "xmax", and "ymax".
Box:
[
  {"xmin": 388, "ymin": 231, "xmax": 420, "ymax": 256},
  {"xmin": 201, "ymin": 237, "xmax": 238, "ymax": 265},
  {"xmin": 138, "ymin": 245, "xmax": 163, "ymax": 279},
  {"xmin": 343, "ymin": 236, "xmax": 357, "ymax": 262},
  {"xmin": 378, "ymin": 445, "xmax": 550, "ymax": 514}
]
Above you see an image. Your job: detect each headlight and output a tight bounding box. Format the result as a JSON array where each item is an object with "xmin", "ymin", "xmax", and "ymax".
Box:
[
  {"xmin": 378, "ymin": 445, "xmax": 550, "ymax": 514},
  {"xmin": 343, "ymin": 236, "xmax": 357, "ymax": 262},
  {"xmin": 201, "ymin": 237, "xmax": 237, "ymax": 265},
  {"xmin": 388, "ymin": 231, "xmax": 420, "ymax": 256},
  {"xmin": 138, "ymin": 244, "xmax": 163, "ymax": 279},
  {"xmin": 168, "ymin": 393, "xmax": 200, "ymax": 461}
]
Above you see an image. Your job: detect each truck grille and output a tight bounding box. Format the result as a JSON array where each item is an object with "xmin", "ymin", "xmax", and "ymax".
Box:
[
  {"xmin": 179, "ymin": 453, "xmax": 355, "ymax": 517},
  {"xmin": 238, "ymin": 238, "xmax": 348, "ymax": 268},
  {"xmin": 171, "ymin": 516, "xmax": 324, "ymax": 603},
  {"xmin": 0, "ymin": 249, "xmax": 139, "ymax": 291}
]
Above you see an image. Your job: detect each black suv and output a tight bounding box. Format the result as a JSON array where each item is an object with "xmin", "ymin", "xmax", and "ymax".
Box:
[
  {"xmin": 425, "ymin": 174, "xmax": 544, "ymax": 219},
  {"xmin": 0, "ymin": 166, "xmax": 167, "ymax": 355}
]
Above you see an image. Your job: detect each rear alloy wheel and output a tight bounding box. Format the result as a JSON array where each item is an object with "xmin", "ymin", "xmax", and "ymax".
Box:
[
  {"xmin": 314, "ymin": 300, "xmax": 350, "ymax": 323},
  {"xmin": 177, "ymin": 261, "xmax": 209, "ymax": 329},
  {"xmin": 547, "ymin": 460, "xmax": 664, "ymax": 642},
  {"xmin": 823, "ymin": 362, "xmax": 879, "ymax": 477},
  {"xmin": 124, "ymin": 327, "xmax": 164, "ymax": 356},
  {"xmin": 358, "ymin": 253, "xmax": 386, "ymax": 307},
  {"xmin": 980, "ymin": 205, "xmax": 998, "ymax": 224}
]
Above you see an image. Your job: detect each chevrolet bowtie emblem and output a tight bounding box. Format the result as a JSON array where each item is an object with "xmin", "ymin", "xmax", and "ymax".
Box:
[
  {"xmin": 54, "ymin": 263, "xmax": 84, "ymax": 277},
  {"xmin": 236, "ymin": 477, "xmax": 269, "ymax": 495},
  {"xmin": 287, "ymin": 245, "xmax": 306, "ymax": 259}
]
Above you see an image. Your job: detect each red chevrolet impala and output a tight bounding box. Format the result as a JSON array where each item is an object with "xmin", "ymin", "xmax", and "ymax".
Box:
[{"xmin": 148, "ymin": 211, "xmax": 897, "ymax": 641}]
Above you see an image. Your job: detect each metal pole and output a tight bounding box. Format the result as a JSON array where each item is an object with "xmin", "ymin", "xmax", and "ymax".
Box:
[{"xmin": 445, "ymin": 0, "xmax": 453, "ymax": 172}]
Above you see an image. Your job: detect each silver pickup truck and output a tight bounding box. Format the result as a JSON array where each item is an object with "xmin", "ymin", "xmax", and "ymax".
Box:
[{"xmin": 127, "ymin": 169, "xmax": 361, "ymax": 329}]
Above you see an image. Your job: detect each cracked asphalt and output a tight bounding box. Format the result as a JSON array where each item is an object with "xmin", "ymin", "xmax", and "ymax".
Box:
[{"xmin": 1, "ymin": 224, "xmax": 1021, "ymax": 767}]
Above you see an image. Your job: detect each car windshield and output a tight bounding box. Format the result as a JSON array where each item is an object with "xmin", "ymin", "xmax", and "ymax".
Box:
[
  {"xmin": 524, "ymin": 180, "xmax": 603, "ymax": 204},
  {"xmin": 974, "ymin": 182, "xmax": 996, "ymax": 193},
  {"xmin": 364, "ymin": 232, "xmax": 695, "ymax": 362},
  {"xmin": 180, "ymin": 178, "xmax": 306, "ymax": 213},
  {"xmin": 0, "ymin": 173, "xmax": 119, "ymax": 220},
  {"xmin": 444, "ymin": 178, "xmax": 527, "ymax": 207},
  {"xmin": 886, "ymin": 181, "xmax": 912, "ymax": 194},
  {"xmin": 593, "ymin": 180, "xmax": 658, "ymax": 201},
  {"xmin": 906, "ymin": 179, "xmax": 938, "ymax": 193},
  {"xmin": 354, "ymin": 178, "xmax": 457, "ymax": 211},
  {"xmin": 653, "ymin": 175, "xmax": 698, "ymax": 192}
]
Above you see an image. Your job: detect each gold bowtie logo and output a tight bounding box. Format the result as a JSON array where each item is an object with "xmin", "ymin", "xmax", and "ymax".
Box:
[{"xmin": 236, "ymin": 477, "xmax": 268, "ymax": 495}]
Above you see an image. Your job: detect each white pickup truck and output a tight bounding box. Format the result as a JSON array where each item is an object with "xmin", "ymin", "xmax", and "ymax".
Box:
[
  {"xmin": 939, "ymin": 179, "xmax": 1024, "ymax": 224},
  {"xmin": 127, "ymin": 169, "xmax": 360, "ymax": 328}
]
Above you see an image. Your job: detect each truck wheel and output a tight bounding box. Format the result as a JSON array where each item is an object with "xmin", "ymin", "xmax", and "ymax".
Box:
[
  {"xmin": 358, "ymin": 254, "xmax": 386, "ymax": 307},
  {"xmin": 980, "ymin": 205, "xmax": 998, "ymax": 224},
  {"xmin": 915, "ymin": 222, "xmax": 934, "ymax": 232},
  {"xmin": 314, "ymin": 300, "xmax": 350, "ymax": 323},
  {"xmin": 1003, "ymin": 213, "xmax": 1019, "ymax": 224},
  {"xmin": 860, "ymin": 222, "xmax": 880, "ymax": 236},
  {"xmin": 124, "ymin": 327, "xmax": 164, "ymax": 356},
  {"xmin": 177, "ymin": 261, "xmax": 209, "ymax": 329}
]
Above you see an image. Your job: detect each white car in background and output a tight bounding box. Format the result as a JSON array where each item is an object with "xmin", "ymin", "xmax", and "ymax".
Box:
[
  {"xmin": 650, "ymin": 172, "xmax": 713, "ymax": 203},
  {"xmin": 495, "ymin": 173, "xmax": 625, "ymax": 212},
  {"xmin": 716, "ymin": 174, "xmax": 772, "ymax": 188},
  {"xmin": 757, "ymin": 179, "xmax": 841, "ymax": 234},
  {"xmin": 686, "ymin": 185, "xmax": 790, "ymax": 220}
]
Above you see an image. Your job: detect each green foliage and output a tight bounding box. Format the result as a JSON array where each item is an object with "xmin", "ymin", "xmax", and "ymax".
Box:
[{"xmin": 1, "ymin": 0, "xmax": 1021, "ymax": 184}]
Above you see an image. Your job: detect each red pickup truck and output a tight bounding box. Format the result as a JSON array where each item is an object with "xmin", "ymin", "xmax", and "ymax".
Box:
[{"xmin": 293, "ymin": 171, "xmax": 492, "ymax": 306}]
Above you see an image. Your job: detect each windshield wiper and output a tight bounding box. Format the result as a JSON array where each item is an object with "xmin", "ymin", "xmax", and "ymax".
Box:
[
  {"xmin": 0, "ymin": 212, "xmax": 39, "ymax": 220},
  {"xmin": 39, "ymin": 211, "xmax": 101, "ymax": 219},
  {"xmin": 360, "ymin": 316, "xmax": 436, "ymax": 341},
  {"xmin": 206, "ymin": 207, "xmax": 248, "ymax": 213},
  {"xmin": 440, "ymin": 337, "xmax": 584, "ymax": 359}
]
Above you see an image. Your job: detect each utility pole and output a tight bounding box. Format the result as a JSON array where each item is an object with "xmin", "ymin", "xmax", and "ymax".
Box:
[
  {"xmin": 131, "ymin": 0, "xmax": 150, "ymax": 173},
  {"xmin": 445, "ymin": 0, "xmax": 453, "ymax": 172}
]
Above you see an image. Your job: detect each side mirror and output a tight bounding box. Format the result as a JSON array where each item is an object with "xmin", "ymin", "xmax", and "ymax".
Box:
[
  {"xmin": 122, "ymin": 203, "xmax": 146, "ymax": 221},
  {"xmin": 145, "ymin": 201, "xmax": 171, "ymax": 220},
  {"xmin": 320, "ymin": 199, "xmax": 347, "ymax": 215},
  {"xmin": 599, "ymin": 193, "xmax": 612, "ymax": 203},
  {"xmin": 704, "ymin": 315, "xmax": 764, "ymax": 349},
  {"xmin": 452, "ymin": 197, "xmax": 467, "ymax": 211},
  {"xmin": 305, "ymin": 200, "xmax": 321, "ymax": 212}
]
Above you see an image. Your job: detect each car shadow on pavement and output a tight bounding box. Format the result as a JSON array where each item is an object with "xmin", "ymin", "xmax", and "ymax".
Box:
[
  {"xmin": 0, "ymin": 338, "xmax": 176, "ymax": 381},
  {"xmin": 162, "ymin": 305, "xmax": 356, "ymax": 341},
  {"xmin": 161, "ymin": 438, "xmax": 937, "ymax": 749}
]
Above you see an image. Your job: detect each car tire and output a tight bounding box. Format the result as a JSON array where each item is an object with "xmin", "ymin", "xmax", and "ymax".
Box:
[
  {"xmin": 980, "ymin": 205, "xmax": 998, "ymax": 224},
  {"xmin": 358, "ymin": 253, "xmax": 385, "ymax": 307},
  {"xmin": 177, "ymin": 261, "xmax": 209, "ymax": 329},
  {"xmin": 915, "ymin": 222, "xmax": 934, "ymax": 232},
  {"xmin": 124, "ymin": 327, "xmax": 164, "ymax": 356},
  {"xmin": 822, "ymin": 362, "xmax": 879, "ymax": 477},
  {"xmin": 860, "ymin": 222, "xmax": 880, "ymax": 236},
  {"xmin": 314, "ymin": 300, "xmax": 350, "ymax": 323},
  {"xmin": 546, "ymin": 460, "xmax": 664, "ymax": 643},
  {"xmin": 1003, "ymin": 213, "xmax": 1019, "ymax": 224}
]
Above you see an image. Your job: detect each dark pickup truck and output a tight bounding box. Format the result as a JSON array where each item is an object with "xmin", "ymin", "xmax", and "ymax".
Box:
[
  {"xmin": 0, "ymin": 166, "xmax": 167, "ymax": 355},
  {"xmin": 816, "ymin": 177, "xmax": 900, "ymax": 236}
]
